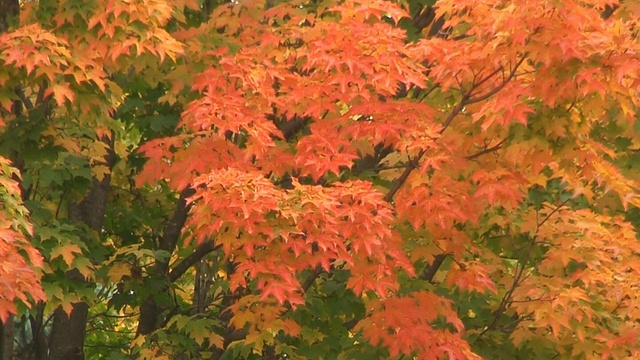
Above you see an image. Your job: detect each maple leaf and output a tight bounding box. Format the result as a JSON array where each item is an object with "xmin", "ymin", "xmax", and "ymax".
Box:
[
  {"xmin": 107, "ymin": 262, "xmax": 132, "ymax": 283},
  {"xmin": 471, "ymin": 168, "xmax": 527, "ymax": 208},
  {"xmin": 446, "ymin": 262, "xmax": 498, "ymax": 294},
  {"xmin": 50, "ymin": 243, "xmax": 83, "ymax": 267}
]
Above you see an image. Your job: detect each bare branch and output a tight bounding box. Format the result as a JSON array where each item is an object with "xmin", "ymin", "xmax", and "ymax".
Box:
[
  {"xmin": 14, "ymin": 87, "xmax": 34, "ymax": 111},
  {"xmin": 169, "ymin": 241, "xmax": 220, "ymax": 282},
  {"xmin": 465, "ymin": 138, "xmax": 507, "ymax": 160},
  {"xmin": 473, "ymin": 198, "xmax": 570, "ymax": 343},
  {"xmin": 467, "ymin": 56, "xmax": 527, "ymax": 104},
  {"xmin": 157, "ymin": 188, "xmax": 195, "ymax": 267},
  {"xmin": 419, "ymin": 253, "xmax": 448, "ymax": 282}
]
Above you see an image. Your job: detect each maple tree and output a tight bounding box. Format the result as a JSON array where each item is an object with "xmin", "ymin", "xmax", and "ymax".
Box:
[{"xmin": 0, "ymin": 0, "xmax": 639, "ymax": 359}]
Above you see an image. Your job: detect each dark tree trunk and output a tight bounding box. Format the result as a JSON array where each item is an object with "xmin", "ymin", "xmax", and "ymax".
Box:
[
  {"xmin": 0, "ymin": 0, "xmax": 18, "ymax": 33},
  {"xmin": 48, "ymin": 303, "xmax": 89, "ymax": 360},
  {"xmin": 27, "ymin": 303, "xmax": 49, "ymax": 360},
  {"xmin": 0, "ymin": 318, "xmax": 14, "ymax": 360},
  {"xmin": 48, "ymin": 144, "xmax": 115, "ymax": 360},
  {"xmin": 136, "ymin": 189, "xmax": 193, "ymax": 336}
]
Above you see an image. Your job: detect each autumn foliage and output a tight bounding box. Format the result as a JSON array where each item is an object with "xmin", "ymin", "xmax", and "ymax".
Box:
[
  {"xmin": 0, "ymin": 158, "xmax": 43, "ymax": 322},
  {"xmin": 0, "ymin": 0, "xmax": 640, "ymax": 359}
]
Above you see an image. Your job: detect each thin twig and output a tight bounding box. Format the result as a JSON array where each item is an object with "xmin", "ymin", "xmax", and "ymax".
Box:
[
  {"xmin": 465, "ymin": 138, "xmax": 507, "ymax": 160},
  {"xmin": 169, "ymin": 241, "xmax": 220, "ymax": 282},
  {"xmin": 384, "ymin": 55, "xmax": 526, "ymax": 203},
  {"xmin": 467, "ymin": 56, "xmax": 527, "ymax": 104},
  {"xmin": 473, "ymin": 198, "xmax": 570, "ymax": 343}
]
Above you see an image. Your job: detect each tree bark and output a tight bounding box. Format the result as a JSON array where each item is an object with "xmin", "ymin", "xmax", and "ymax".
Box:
[
  {"xmin": 48, "ymin": 303, "xmax": 89, "ymax": 360},
  {"xmin": 0, "ymin": 0, "xmax": 18, "ymax": 33},
  {"xmin": 601, "ymin": 3, "xmax": 621, "ymax": 20},
  {"xmin": 48, "ymin": 141, "xmax": 115, "ymax": 360},
  {"xmin": 27, "ymin": 303, "xmax": 49, "ymax": 360},
  {"xmin": 0, "ymin": 318, "xmax": 14, "ymax": 360},
  {"xmin": 136, "ymin": 188, "xmax": 193, "ymax": 336}
]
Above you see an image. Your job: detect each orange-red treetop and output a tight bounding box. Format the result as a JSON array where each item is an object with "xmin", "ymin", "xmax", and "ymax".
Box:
[
  {"xmin": 135, "ymin": 0, "xmax": 640, "ymax": 357},
  {"xmin": 1, "ymin": 0, "xmax": 639, "ymax": 357}
]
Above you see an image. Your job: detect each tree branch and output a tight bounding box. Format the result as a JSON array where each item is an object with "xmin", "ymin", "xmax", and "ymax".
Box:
[
  {"xmin": 601, "ymin": 3, "xmax": 621, "ymax": 20},
  {"xmin": 383, "ymin": 152, "xmax": 422, "ymax": 202},
  {"xmin": 419, "ymin": 253, "xmax": 448, "ymax": 282},
  {"xmin": 300, "ymin": 266, "xmax": 322, "ymax": 293},
  {"xmin": 411, "ymin": 5, "xmax": 436, "ymax": 34},
  {"xmin": 467, "ymin": 56, "xmax": 527, "ymax": 104},
  {"xmin": 384, "ymin": 54, "xmax": 525, "ymax": 202},
  {"xmin": 439, "ymin": 93, "xmax": 471, "ymax": 133},
  {"xmin": 157, "ymin": 187, "xmax": 195, "ymax": 272},
  {"xmin": 465, "ymin": 139, "xmax": 507, "ymax": 161},
  {"xmin": 281, "ymin": 266, "xmax": 323, "ymax": 311},
  {"xmin": 14, "ymin": 87, "xmax": 34, "ymax": 111},
  {"xmin": 474, "ymin": 199, "xmax": 570, "ymax": 343},
  {"xmin": 169, "ymin": 241, "xmax": 220, "ymax": 282}
]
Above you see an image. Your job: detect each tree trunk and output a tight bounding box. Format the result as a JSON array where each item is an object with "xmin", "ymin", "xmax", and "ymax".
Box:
[
  {"xmin": 136, "ymin": 189, "xmax": 193, "ymax": 336},
  {"xmin": 0, "ymin": 318, "xmax": 14, "ymax": 360},
  {"xmin": 28, "ymin": 303, "xmax": 49, "ymax": 360},
  {"xmin": 48, "ymin": 144, "xmax": 115, "ymax": 360},
  {"xmin": 48, "ymin": 303, "xmax": 88, "ymax": 360},
  {"xmin": 0, "ymin": 0, "xmax": 18, "ymax": 33}
]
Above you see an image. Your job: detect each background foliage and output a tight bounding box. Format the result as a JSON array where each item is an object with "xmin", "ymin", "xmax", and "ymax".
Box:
[{"xmin": 0, "ymin": 0, "xmax": 639, "ymax": 359}]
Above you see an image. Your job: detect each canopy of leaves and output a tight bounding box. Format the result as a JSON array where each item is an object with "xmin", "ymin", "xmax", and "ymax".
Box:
[{"xmin": 0, "ymin": 0, "xmax": 639, "ymax": 359}]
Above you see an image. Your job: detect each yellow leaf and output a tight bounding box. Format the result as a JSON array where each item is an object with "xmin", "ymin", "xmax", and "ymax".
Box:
[
  {"xmin": 50, "ymin": 243, "xmax": 82, "ymax": 267},
  {"xmin": 230, "ymin": 309, "xmax": 256, "ymax": 330},
  {"xmin": 301, "ymin": 327, "xmax": 326, "ymax": 343},
  {"xmin": 60, "ymin": 298, "xmax": 74, "ymax": 316},
  {"xmin": 245, "ymin": 331, "xmax": 265, "ymax": 354},
  {"xmin": 379, "ymin": 152, "xmax": 409, "ymax": 181},
  {"xmin": 131, "ymin": 335, "xmax": 146, "ymax": 347},
  {"xmin": 527, "ymin": 173, "xmax": 548, "ymax": 187},
  {"xmin": 83, "ymin": 141, "xmax": 110, "ymax": 164},
  {"xmin": 57, "ymin": 137, "xmax": 82, "ymax": 154},
  {"xmin": 379, "ymin": 167, "xmax": 405, "ymax": 181},
  {"xmin": 209, "ymin": 333, "xmax": 224, "ymax": 349},
  {"xmin": 107, "ymin": 262, "xmax": 132, "ymax": 283},
  {"xmin": 92, "ymin": 164, "xmax": 111, "ymax": 181},
  {"xmin": 190, "ymin": 327, "xmax": 208, "ymax": 346},
  {"xmin": 380, "ymin": 151, "xmax": 409, "ymax": 166},
  {"xmin": 73, "ymin": 257, "xmax": 96, "ymax": 280},
  {"xmin": 44, "ymin": 83, "xmax": 74, "ymax": 105},
  {"xmin": 351, "ymin": 139, "xmax": 374, "ymax": 156},
  {"xmin": 510, "ymin": 324, "xmax": 533, "ymax": 346}
]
